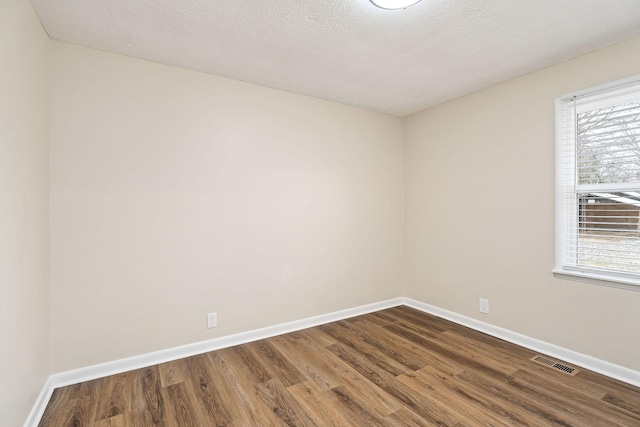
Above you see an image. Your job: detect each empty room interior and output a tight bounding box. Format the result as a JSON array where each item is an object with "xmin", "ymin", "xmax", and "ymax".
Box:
[{"xmin": 3, "ymin": 0, "xmax": 640, "ymax": 425}]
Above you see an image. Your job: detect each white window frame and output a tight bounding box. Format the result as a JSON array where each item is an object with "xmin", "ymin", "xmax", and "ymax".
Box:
[{"xmin": 554, "ymin": 74, "xmax": 640, "ymax": 292}]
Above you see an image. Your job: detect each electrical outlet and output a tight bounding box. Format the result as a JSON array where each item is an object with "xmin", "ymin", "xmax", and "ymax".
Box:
[
  {"xmin": 479, "ymin": 298, "xmax": 489, "ymax": 314},
  {"xmin": 207, "ymin": 312, "xmax": 217, "ymax": 329}
]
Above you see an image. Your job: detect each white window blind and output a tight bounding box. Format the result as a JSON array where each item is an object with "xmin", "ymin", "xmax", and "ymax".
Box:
[{"xmin": 555, "ymin": 76, "xmax": 640, "ymax": 290}]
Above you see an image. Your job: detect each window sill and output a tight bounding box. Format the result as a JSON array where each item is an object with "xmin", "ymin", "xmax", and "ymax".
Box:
[{"xmin": 552, "ymin": 269, "xmax": 640, "ymax": 292}]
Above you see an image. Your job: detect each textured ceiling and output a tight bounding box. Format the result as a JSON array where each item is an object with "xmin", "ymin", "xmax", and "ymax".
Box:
[{"xmin": 31, "ymin": 0, "xmax": 640, "ymax": 116}]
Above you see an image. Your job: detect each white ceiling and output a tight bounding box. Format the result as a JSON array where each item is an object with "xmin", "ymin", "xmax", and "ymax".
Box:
[{"xmin": 31, "ymin": 0, "xmax": 640, "ymax": 116}]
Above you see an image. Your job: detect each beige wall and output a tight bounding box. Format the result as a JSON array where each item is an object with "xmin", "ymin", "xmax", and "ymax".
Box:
[
  {"xmin": 404, "ymin": 36, "xmax": 640, "ymax": 371},
  {"xmin": 49, "ymin": 42, "xmax": 405, "ymax": 372},
  {"xmin": 0, "ymin": 0, "xmax": 50, "ymax": 424},
  {"xmin": 47, "ymin": 36, "xmax": 640, "ymax": 375}
]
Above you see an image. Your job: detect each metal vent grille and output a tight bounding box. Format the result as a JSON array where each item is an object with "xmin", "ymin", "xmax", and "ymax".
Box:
[{"xmin": 530, "ymin": 355, "xmax": 579, "ymax": 376}]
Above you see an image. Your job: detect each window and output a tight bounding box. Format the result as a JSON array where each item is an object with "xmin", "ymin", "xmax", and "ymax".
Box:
[{"xmin": 555, "ymin": 75, "xmax": 640, "ymax": 291}]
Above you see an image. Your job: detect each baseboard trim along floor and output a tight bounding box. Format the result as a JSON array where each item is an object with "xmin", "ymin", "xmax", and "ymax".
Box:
[
  {"xmin": 25, "ymin": 298, "xmax": 404, "ymax": 426},
  {"xmin": 25, "ymin": 296, "xmax": 640, "ymax": 426},
  {"xmin": 402, "ymin": 298, "xmax": 640, "ymax": 389}
]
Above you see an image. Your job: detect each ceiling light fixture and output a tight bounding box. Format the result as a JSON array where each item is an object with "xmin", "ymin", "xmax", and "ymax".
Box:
[{"xmin": 370, "ymin": 0, "xmax": 422, "ymax": 9}]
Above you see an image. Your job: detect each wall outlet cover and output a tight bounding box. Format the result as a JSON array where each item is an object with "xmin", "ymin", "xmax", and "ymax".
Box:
[
  {"xmin": 207, "ymin": 312, "xmax": 218, "ymax": 328},
  {"xmin": 479, "ymin": 298, "xmax": 489, "ymax": 314}
]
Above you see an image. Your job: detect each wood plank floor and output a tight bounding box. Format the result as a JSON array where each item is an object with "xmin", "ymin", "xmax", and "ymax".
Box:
[{"xmin": 39, "ymin": 306, "xmax": 640, "ymax": 426}]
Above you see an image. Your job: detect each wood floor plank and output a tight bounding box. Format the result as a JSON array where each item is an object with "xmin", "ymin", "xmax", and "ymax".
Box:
[
  {"xmin": 413, "ymin": 328, "xmax": 522, "ymax": 377},
  {"xmin": 255, "ymin": 378, "xmax": 319, "ymax": 427},
  {"xmin": 39, "ymin": 379, "xmax": 102, "ymax": 427},
  {"xmin": 342, "ymin": 316, "xmax": 434, "ymax": 370},
  {"xmin": 455, "ymin": 369, "xmax": 592, "ymax": 426},
  {"xmin": 489, "ymin": 367, "xmax": 630, "ymax": 427},
  {"xmin": 398, "ymin": 368, "xmax": 513, "ymax": 427},
  {"xmin": 94, "ymin": 372, "xmax": 132, "ymax": 423},
  {"xmin": 227, "ymin": 344, "xmax": 272, "ymax": 383},
  {"xmin": 215, "ymin": 346, "xmax": 296, "ymax": 426},
  {"xmin": 319, "ymin": 322, "xmax": 410, "ymax": 376},
  {"xmin": 245, "ymin": 339, "xmax": 306, "ymax": 388},
  {"xmin": 39, "ymin": 305, "xmax": 640, "ymax": 426},
  {"xmin": 287, "ymin": 331, "xmax": 404, "ymax": 417},
  {"xmin": 297, "ymin": 327, "xmax": 338, "ymax": 347},
  {"xmin": 40, "ymin": 397, "xmax": 86, "ymax": 427},
  {"xmin": 440, "ymin": 329, "xmax": 535, "ymax": 367},
  {"xmin": 580, "ymin": 367, "xmax": 640, "ymax": 398},
  {"xmin": 287, "ymin": 380, "xmax": 354, "ymax": 427},
  {"xmin": 421, "ymin": 365, "xmax": 540, "ymax": 426},
  {"xmin": 204, "ymin": 350, "xmax": 282, "ymax": 426},
  {"xmin": 512, "ymin": 368, "xmax": 640, "ymax": 425},
  {"xmin": 383, "ymin": 306, "xmax": 449, "ymax": 334},
  {"xmin": 325, "ymin": 341, "xmax": 460, "ymax": 424},
  {"xmin": 379, "ymin": 328, "xmax": 468, "ymax": 377},
  {"xmin": 602, "ymin": 392, "xmax": 640, "ymax": 418},
  {"xmin": 184, "ymin": 353, "xmax": 233, "ymax": 426},
  {"xmin": 92, "ymin": 413, "xmax": 132, "ymax": 427},
  {"xmin": 368, "ymin": 311, "xmax": 400, "ymax": 325},
  {"xmin": 441, "ymin": 328, "xmax": 635, "ymax": 406},
  {"xmin": 329, "ymin": 385, "xmax": 389, "ymax": 427},
  {"xmin": 383, "ymin": 407, "xmax": 434, "ymax": 427},
  {"xmin": 384, "ymin": 322, "xmax": 515, "ymax": 379},
  {"xmin": 269, "ymin": 334, "xmax": 341, "ymax": 391},
  {"xmin": 157, "ymin": 358, "xmax": 189, "ymax": 388},
  {"xmin": 130, "ymin": 366, "xmax": 164, "ymax": 426},
  {"xmin": 160, "ymin": 382, "xmax": 205, "ymax": 426},
  {"xmin": 39, "ymin": 386, "xmax": 78, "ymax": 426},
  {"xmin": 374, "ymin": 374, "xmax": 463, "ymax": 426}
]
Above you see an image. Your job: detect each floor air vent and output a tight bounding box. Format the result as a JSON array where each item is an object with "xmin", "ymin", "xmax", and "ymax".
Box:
[{"xmin": 530, "ymin": 355, "xmax": 579, "ymax": 376}]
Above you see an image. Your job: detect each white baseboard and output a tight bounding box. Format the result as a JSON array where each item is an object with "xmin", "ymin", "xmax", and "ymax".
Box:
[
  {"xmin": 402, "ymin": 297, "xmax": 640, "ymax": 388},
  {"xmin": 23, "ymin": 377, "xmax": 54, "ymax": 427},
  {"xmin": 26, "ymin": 296, "xmax": 640, "ymax": 425},
  {"xmin": 25, "ymin": 297, "xmax": 404, "ymax": 426}
]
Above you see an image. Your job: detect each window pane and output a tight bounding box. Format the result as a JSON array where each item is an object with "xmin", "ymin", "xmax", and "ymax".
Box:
[
  {"xmin": 577, "ymin": 102, "xmax": 640, "ymax": 186},
  {"xmin": 577, "ymin": 193, "xmax": 640, "ymax": 273}
]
